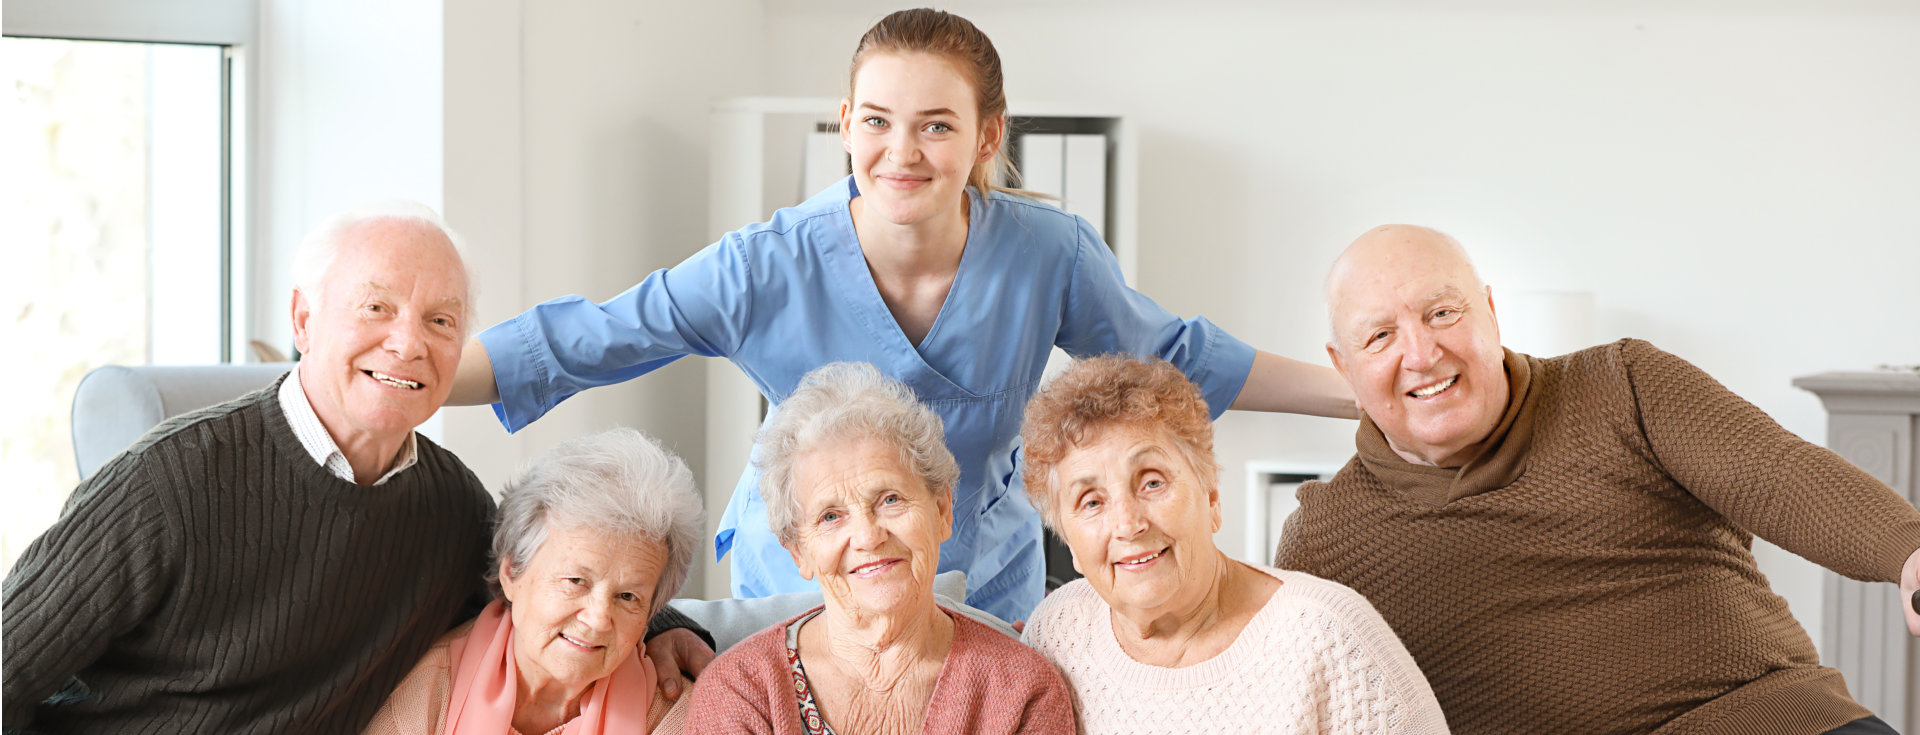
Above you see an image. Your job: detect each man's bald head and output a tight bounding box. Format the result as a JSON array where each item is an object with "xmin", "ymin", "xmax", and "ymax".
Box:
[
  {"xmin": 1326, "ymin": 225, "xmax": 1483, "ymax": 342},
  {"xmin": 1322, "ymin": 225, "xmax": 1509, "ymax": 468}
]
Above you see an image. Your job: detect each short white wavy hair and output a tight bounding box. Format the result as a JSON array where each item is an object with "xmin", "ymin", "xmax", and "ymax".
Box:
[
  {"xmin": 292, "ymin": 200, "xmax": 478, "ymax": 323},
  {"xmin": 490, "ymin": 428, "xmax": 704, "ymax": 616},
  {"xmin": 755, "ymin": 362, "xmax": 960, "ymax": 543}
]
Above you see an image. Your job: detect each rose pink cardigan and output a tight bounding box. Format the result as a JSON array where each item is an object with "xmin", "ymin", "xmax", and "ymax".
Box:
[{"xmin": 684, "ymin": 606, "xmax": 1075, "ymax": 734}]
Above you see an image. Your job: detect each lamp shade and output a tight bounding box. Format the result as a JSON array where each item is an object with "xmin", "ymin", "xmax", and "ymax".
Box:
[{"xmin": 1498, "ymin": 290, "xmax": 1596, "ymax": 359}]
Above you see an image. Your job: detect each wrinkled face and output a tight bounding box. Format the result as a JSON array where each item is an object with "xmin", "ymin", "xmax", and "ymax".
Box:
[
  {"xmin": 499, "ymin": 523, "xmax": 667, "ymax": 693},
  {"xmin": 291, "ymin": 219, "xmax": 468, "ymax": 451},
  {"xmin": 1050, "ymin": 423, "xmax": 1222, "ymax": 622},
  {"xmin": 1327, "ymin": 240, "xmax": 1508, "ymax": 467},
  {"xmin": 841, "ymin": 51, "xmax": 1000, "ymax": 228},
  {"xmin": 784, "ymin": 437, "xmax": 953, "ymax": 619}
]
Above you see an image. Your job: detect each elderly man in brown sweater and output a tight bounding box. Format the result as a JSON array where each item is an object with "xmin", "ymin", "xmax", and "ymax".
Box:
[{"xmin": 1275, "ymin": 224, "xmax": 1920, "ymax": 735}]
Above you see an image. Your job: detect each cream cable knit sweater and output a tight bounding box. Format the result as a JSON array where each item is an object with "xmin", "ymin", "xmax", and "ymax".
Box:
[{"xmin": 1023, "ymin": 567, "xmax": 1448, "ymax": 735}]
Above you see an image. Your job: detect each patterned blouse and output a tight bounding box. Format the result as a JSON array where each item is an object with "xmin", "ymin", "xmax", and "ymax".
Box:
[{"xmin": 785, "ymin": 609, "xmax": 837, "ymax": 735}]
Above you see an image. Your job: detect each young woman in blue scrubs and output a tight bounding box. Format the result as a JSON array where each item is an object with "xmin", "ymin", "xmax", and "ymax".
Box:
[{"xmin": 447, "ymin": 9, "xmax": 1355, "ymax": 623}]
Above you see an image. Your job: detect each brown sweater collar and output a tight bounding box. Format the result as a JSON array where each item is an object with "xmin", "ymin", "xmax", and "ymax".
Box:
[{"xmin": 1355, "ymin": 348, "xmax": 1539, "ymax": 507}]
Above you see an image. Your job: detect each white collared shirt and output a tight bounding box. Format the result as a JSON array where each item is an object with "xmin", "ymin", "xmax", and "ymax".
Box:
[{"xmin": 278, "ymin": 366, "xmax": 419, "ymax": 486}]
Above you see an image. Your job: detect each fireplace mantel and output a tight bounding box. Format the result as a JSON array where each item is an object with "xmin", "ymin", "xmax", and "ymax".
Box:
[{"xmin": 1793, "ymin": 369, "xmax": 1920, "ymax": 732}]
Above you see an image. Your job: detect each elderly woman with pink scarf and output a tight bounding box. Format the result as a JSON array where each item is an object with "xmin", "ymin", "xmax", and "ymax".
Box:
[{"xmin": 364, "ymin": 427, "xmax": 703, "ymax": 735}]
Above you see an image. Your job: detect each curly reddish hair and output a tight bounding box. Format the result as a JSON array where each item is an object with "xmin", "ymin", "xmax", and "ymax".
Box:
[{"xmin": 1019, "ymin": 356, "xmax": 1218, "ymax": 529}]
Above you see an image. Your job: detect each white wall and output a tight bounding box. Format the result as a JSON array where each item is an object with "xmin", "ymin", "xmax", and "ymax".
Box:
[
  {"xmin": 437, "ymin": 0, "xmax": 527, "ymax": 500},
  {"xmin": 435, "ymin": 0, "xmax": 768, "ymax": 599},
  {"xmin": 252, "ymin": 0, "xmax": 447, "ymax": 354},
  {"xmin": 751, "ymin": 1, "xmax": 1920, "ymax": 642},
  {"xmin": 243, "ymin": 0, "xmax": 766, "ymax": 598}
]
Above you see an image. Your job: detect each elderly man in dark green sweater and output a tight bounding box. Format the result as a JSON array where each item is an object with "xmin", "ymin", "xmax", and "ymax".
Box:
[
  {"xmin": 2, "ymin": 203, "xmax": 709, "ymax": 734},
  {"xmin": 1276, "ymin": 224, "xmax": 1920, "ymax": 735}
]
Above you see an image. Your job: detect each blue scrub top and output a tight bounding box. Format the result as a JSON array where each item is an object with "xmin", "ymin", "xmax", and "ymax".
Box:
[{"xmin": 478, "ymin": 177, "xmax": 1254, "ymax": 621}]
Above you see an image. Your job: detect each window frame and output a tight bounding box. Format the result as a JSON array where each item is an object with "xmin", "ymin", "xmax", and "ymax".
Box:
[{"xmin": 6, "ymin": 0, "xmax": 256, "ymax": 363}]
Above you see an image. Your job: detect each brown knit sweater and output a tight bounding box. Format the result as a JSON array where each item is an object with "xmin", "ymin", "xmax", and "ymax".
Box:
[
  {"xmin": 1274, "ymin": 339, "xmax": 1920, "ymax": 735},
  {"xmin": 2, "ymin": 379, "xmax": 496, "ymax": 734}
]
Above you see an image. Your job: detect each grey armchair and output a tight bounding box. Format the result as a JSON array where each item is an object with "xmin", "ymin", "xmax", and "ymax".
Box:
[{"xmin": 70, "ymin": 363, "xmax": 296, "ymax": 481}]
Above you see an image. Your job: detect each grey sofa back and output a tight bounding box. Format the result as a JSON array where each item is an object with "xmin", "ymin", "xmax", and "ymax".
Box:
[{"xmin": 71, "ymin": 363, "xmax": 296, "ymax": 481}]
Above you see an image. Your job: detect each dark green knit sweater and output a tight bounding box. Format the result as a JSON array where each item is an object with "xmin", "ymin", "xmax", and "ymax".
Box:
[{"xmin": 2, "ymin": 379, "xmax": 496, "ymax": 734}]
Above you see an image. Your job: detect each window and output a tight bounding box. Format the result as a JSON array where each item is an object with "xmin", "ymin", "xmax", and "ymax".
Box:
[{"xmin": 2, "ymin": 36, "xmax": 231, "ymax": 572}]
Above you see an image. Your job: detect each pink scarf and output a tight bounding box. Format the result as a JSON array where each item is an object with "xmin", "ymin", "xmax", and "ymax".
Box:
[{"xmin": 443, "ymin": 599, "xmax": 656, "ymax": 735}]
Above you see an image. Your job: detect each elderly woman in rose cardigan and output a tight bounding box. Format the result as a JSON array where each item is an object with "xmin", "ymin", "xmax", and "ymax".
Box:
[
  {"xmin": 685, "ymin": 363, "xmax": 1075, "ymax": 735},
  {"xmin": 363, "ymin": 428, "xmax": 704, "ymax": 735},
  {"xmin": 1017, "ymin": 356, "xmax": 1449, "ymax": 735}
]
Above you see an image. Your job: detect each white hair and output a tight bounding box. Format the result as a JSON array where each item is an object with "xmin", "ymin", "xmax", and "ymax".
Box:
[
  {"xmin": 490, "ymin": 428, "xmax": 704, "ymax": 616},
  {"xmin": 292, "ymin": 200, "xmax": 478, "ymax": 322},
  {"xmin": 755, "ymin": 362, "xmax": 959, "ymax": 543}
]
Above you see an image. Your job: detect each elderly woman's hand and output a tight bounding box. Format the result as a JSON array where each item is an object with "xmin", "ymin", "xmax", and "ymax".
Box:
[{"xmin": 646, "ymin": 628, "xmax": 714, "ymax": 700}]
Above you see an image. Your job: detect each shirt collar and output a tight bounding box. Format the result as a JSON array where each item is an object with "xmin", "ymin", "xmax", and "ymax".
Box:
[{"xmin": 279, "ymin": 366, "xmax": 418, "ymax": 486}]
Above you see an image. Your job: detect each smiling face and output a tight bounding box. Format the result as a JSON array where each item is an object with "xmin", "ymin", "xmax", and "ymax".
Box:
[
  {"xmin": 840, "ymin": 51, "xmax": 1002, "ymax": 230},
  {"xmin": 784, "ymin": 436, "xmax": 953, "ymax": 619},
  {"xmin": 1051, "ymin": 423, "xmax": 1223, "ymax": 623},
  {"xmin": 291, "ymin": 218, "xmax": 468, "ymax": 453},
  {"xmin": 498, "ymin": 523, "xmax": 667, "ymax": 695},
  {"xmin": 1326, "ymin": 226, "xmax": 1509, "ymax": 467}
]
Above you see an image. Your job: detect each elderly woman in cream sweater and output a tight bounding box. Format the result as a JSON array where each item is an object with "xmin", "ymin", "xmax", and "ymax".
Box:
[{"xmin": 1018, "ymin": 356, "xmax": 1449, "ymax": 735}]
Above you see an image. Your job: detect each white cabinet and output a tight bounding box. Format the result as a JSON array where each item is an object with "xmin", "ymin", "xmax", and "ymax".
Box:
[
  {"xmin": 701, "ymin": 97, "xmax": 1134, "ymax": 597},
  {"xmin": 1244, "ymin": 461, "xmax": 1338, "ymax": 566}
]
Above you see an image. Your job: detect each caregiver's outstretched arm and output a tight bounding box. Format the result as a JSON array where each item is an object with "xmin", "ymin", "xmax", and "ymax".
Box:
[
  {"xmin": 1231, "ymin": 349, "xmax": 1359, "ymax": 419},
  {"xmin": 447, "ymin": 336, "xmax": 501, "ymax": 406}
]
